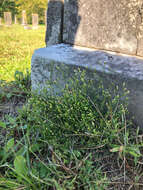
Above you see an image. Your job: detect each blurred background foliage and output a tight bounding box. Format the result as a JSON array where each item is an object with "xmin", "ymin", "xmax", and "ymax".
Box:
[{"xmin": 0, "ymin": 0, "xmax": 47, "ymax": 24}]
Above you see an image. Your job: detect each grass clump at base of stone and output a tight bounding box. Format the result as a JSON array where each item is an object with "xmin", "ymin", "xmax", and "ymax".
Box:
[{"xmin": 0, "ymin": 70, "xmax": 143, "ymax": 190}]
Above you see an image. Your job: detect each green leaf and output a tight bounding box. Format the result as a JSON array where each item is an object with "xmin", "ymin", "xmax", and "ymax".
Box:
[
  {"xmin": 16, "ymin": 147, "xmax": 26, "ymax": 157},
  {"xmin": 14, "ymin": 155, "xmax": 28, "ymax": 176},
  {"xmin": 29, "ymin": 143, "xmax": 41, "ymax": 153},
  {"xmin": 126, "ymin": 147, "xmax": 141, "ymax": 158},
  {"xmin": 110, "ymin": 146, "xmax": 120, "ymax": 153},
  {"xmin": 0, "ymin": 121, "xmax": 6, "ymax": 128},
  {"xmin": 5, "ymin": 138, "xmax": 14, "ymax": 152},
  {"xmin": 6, "ymin": 93, "xmax": 13, "ymax": 99},
  {"xmin": 20, "ymin": 125, "xmax": 27, "ymax": 130}
]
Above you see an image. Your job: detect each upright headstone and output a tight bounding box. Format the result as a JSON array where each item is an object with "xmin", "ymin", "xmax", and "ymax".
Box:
[
  {"xmin": 4, "ymin": 12, "xmax": 12, "ymax": 26},
  {"xmin": 22, "ymin": 10, "xmax": 27, "ymax": 25},
  {"xmin": 32, "ymin": 0, "xmax": 143, "ymax": 126},
  {"xmin": 0, "ymin": 17, "xmax": 2, "ymax": 25},
  {"xmin": 32, "ymin": 14, "xmax": 39, "ymax": 29},
  {"xmin": 45, "ymin": 0, "xmax": 64, "ymax": 45},
  {"xmin": 14, "ymin": 15, "xmax": 18, "ymax": 24},
  {"xmin": 63, "ymin": 0, "xmax": 143, "ymax": 57}
]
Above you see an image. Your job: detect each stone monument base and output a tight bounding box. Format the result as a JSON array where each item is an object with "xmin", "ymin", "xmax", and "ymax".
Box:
[
  {"xmin": 31, "ymin": 44, "xmax": 143, "ymax": 127},
  {"xmin": 32, "ymin": 26, "xmax": 38, "ymax": 30},
  {"xmin": 24, "ymin": 26, "xmax": 32, "ymax": 30}
]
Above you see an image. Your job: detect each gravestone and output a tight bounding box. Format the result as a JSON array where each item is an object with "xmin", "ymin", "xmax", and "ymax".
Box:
[
  {"xmin": 4, "ymin": 12, "xmax": 12, "ymax": 26},
  {"xmin": 63, "ymin": 0, "xmax": 143, "ymax": 56},
  {"xmin": 32, "ymin": 0, "xmax": 143, "ymax": 127},
  {"xmin": 21, "ymin": 10, "xmax": 27, "ymax": 25},
  {"xmin": 0, "ymin": 17, "xmax": 2, "ymax": 25},
  {"xmin": 32, "ymin": 14, "xmax": 39, "ymax": 29},
  {"xmin": 14, "ymin": 15, "xmax": 18, "ymax": 24},
  {"xmin": 45, "ymin": 0, "xmax": 64, "ymax": 45}
]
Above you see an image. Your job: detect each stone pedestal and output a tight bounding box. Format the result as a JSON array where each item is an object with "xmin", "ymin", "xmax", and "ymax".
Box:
[{"xmin": 32, "ymin": 44, "xmax": 143, "ymax": 127}]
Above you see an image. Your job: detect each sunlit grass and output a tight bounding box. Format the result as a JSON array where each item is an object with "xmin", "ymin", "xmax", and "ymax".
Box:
[{"xmin": 0, "ymin": 24, "xmax": 46, "ymax": 81}]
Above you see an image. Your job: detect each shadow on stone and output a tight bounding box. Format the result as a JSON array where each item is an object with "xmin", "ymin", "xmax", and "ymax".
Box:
[{"xmin": 63, "ymin": 0, "xmax": 81, "ymax": 45}]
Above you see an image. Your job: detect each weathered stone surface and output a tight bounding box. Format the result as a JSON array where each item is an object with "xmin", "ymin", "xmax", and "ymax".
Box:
[
  {"xmin": 31, "ymin": 44, "xmax": 143, "ymax": 126},
  {"xmin": 32, "ymin": 14, "xmax": 39, "ymax": 29},
  {"xmin": 45, "ymin": 0, "xmax": 64, "ymax": 46},
  {"xmin": 4, "ymin": 12, "xmax": 12, "ymax": 26},
  {"xmin": 63, "ymin": 0, "xmax": 143, "ymax": 56}
]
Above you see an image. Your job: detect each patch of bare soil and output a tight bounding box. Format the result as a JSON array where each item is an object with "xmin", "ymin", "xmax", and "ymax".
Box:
[
  {"xmin": 0, "ymin": 84, "xmax": 28, "ymax": 146},
  {"xmin": 0, "ymin": 96, "xmax": 25, "ymax": 118},
  {"xmin": 0, "ymin": 82, "xmax": 29, "ymax": 117}
]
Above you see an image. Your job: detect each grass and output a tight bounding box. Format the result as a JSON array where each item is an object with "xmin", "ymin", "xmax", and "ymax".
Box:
[
  {"xmin": 0, "ymin": 24, "xmax": 45, "ymax": 81},
  {"xmin": 0, "ymin": 25, "xmax": 143, "ymax": 190}
]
